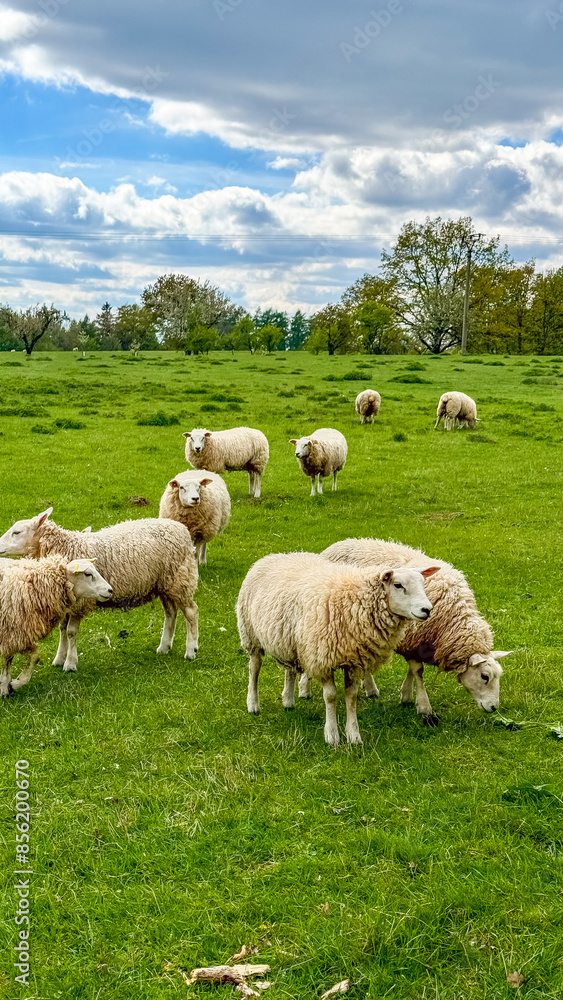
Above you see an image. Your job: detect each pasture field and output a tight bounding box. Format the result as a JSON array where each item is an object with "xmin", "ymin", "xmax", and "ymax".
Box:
[{"xmin": 1, "ymin": 349, "xmax": 563, "ymax": 1000}]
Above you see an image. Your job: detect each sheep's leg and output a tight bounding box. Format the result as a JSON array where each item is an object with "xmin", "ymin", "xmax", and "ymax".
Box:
[
  {"xmin": 253, "ymin": 472, "xmax": 261, "ymax": 499},
  {"xmin": 248, "ymin": 470, "xmax": 255, "ymax": 496},
  {"xmin": 11, "ymin": 647, "xmax": 39, "ymax": 691},
  {"xmin": 322, "ymin": 673, "xmax": 339, "ymax": 746},
  {"xmin": 344, "ymin": 667, "xmax": 362, "ymax": 744},
  {"xmin": 195, "ymin": 540, "xmax": 207, "ymax": 565},
  {"xmin": 298, "ymin": 674, "xmax": 311, "ymax": 698},
  {"xmin": 434, "ymin": 414, "xmax": 442, "ymax": 430},
  {"xmin": 403, "ymin": 660, "xmax": 439, "ymax": 726},
  {"xmin": 63, "ymin": 615, "xmax": 82, "ymax": 672},
  {"xmin": 360, "ymin": 414, "xmax": 365, "ymax": 424},
  {"xmin": 332, "ymin": 471, "xmax": 338, "ymax": 491},
  {"xmin": 157, "ymin": 595, "xmax": 177, "ymax": 654},
  {"xmin": 317, "ymin": 475, "xmax": 324, "ymax": 495},
  {"xmin": 281, "ymin": 667, "xmax": 297, "ymax": 708},
  {"xmin": 0, "ymin": 656, "xmax": 14, "ymax": 697},
  {"xmin": 400, "ymin": 665, "xmax": 415, "ymax": 703},
  {"xmin": 52, "ymin": 615, "xmax": 69, "ymax": 666},
  {"xmin": 362, "ymin": 672, "xmax": 380, "ymax": 698},
  {"xmin": 182, "ymin": 598, "xmax": 199, "ymax": 660},
  {"xmin": 247, "ymin": 650, "xmax": 263, "ymax": 713},
  {"xmin": 309, "ymin": 477, "xmax": 316, "ymax": 497}
]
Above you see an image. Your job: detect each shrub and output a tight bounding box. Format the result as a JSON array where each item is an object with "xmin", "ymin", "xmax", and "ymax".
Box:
[
  {"xmin": 55, "ymin": 419, "xmax": 87, "ymax": 429},
  {"xmin": 200, "ymin": 404, "xmax": 220, "ymax": 412},
  {"xmin": 394, "ymin": 432, "xmax": 407, "ymax": 442},
  {"xmin": 137, "ymin": 412, "xmax": 180, "ymax": 426},
  {"xmin": 388, "ymin": 375, "xmax": 431, "ymax": 384},
  {"xmin": 31, "ymin": 425, "xmax": 56, "ymax": 434}
]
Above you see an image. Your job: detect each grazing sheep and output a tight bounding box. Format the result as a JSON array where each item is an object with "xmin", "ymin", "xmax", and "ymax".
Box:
[
  {"xmin": 321, "ymin": 537, "xmax": 511, "ymax": 724},
  {"xmin": 237, "ymin": 551, "xmax": 439, "ymax": 746},
  {"xmin": 434, "ymin": 391, "xmax": 478, "ymax": 430},
  {"xmin": 355, "ymin": 389, "xmax": 381, "ymax": 424},
  {"xmin": 0, "ymin": 508, "xmax": 199, "ymax": 670},
  {"xmin": 159, "ymin": 469, "xmax": 231, "ymax": 565},
  {"xmin": 289, "ymin": 428, "xmax": 347, "ymax": 496},
  {"xmin": 0, "ymin": 556, "xmax": 112, "ymax": 697},
  {"xmin": 183, "ymin": 427, "xmax": 269, "ymax": 498}
]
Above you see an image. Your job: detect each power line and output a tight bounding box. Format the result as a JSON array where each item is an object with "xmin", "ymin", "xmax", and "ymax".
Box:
[{"xmin": 0, "ymin": 230, "xmax": 562, "ymax": 244}]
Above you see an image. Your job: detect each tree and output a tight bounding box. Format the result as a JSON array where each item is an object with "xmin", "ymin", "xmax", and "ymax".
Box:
[
  {"xmin": 254, "ymin": 309, "xmax": 288, "ymax": 350},
  {"xmin": 142, "ymin": 274, "xmax": 235, "ymax": 352},
  {"xmin": 351, "ymin": 301, "xmax": 403, "ymax": 354},
  {"xmin": 380, "ymin": 216, "xmax": 511, "ymax": 352},
  {"xmin": 231, "ymin": 315, "xmax": 258, "ymax": 353},
  {"xmin": 306, "ymin": 304, "xmax": 354, "ymax": 355},
  {"xmin": 287, "ymin": 310, "xmax": 309, "ymax": 350},
  {"xmin": 95, "ymin": 302, "xmax": 119, "ymax": 350},
  {"xmin": 114, "ymin": 304, "xmax": 159, "ymax": 351},
  {"xmin": 5, "ymin": 304, "xmax": 60, "ymax": 355},
  {"xmin": 62, "ymin": 315, "xmax": 98, "ymax": 352},
  {"xmin": 258, "ymin": 323, "xmax": 284, "ymax": 353},
  {"xmin": 527, "ymin": 268, "xmax": 563, "ymax": 355},
  {"xmin": 0, "ymin": 307, "xmax": 20, "ymax": 351}
]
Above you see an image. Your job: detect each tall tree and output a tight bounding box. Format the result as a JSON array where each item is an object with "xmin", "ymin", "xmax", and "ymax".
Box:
[
  {"xmin": 142, "ymin": 274, "xmax": 234, "ymax": 352},
  {"xmin": 306, "ymin": 304, "xmax": 354, "ymax": 355},
  {"xmin": 258, "ymin": 323, "xmax": 284, "ymax": 353},
  {"xmin": 4, "ymin": 304, "xmax": 60, "ymax": 355},
  {"xmin": 254, "ymin": 309, "xmax": 288, "ymax": 349},
  {"xmin": 527, "ymin": 268, "xmax": 563, "ymax": 355},
  {"xmin": 95, "ymin": 302, "xmax": 120, "ymax": 350},
  {"xmin": 231, "ymin": 315, "xmax": 258, "ymax": 353},
  {"xmin": 114, "ymin": 304, "xmax": 159, "ymax": 351},
  {"xmin": 287, "ymin": 310, "xmax": 309, "ymax": 350},
  {"xmin": 351, "ymin": 301, "xmax": 403, "ymax": 354}
]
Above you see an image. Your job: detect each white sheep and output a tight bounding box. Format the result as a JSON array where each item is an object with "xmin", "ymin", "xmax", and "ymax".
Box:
[
  {"xmin": 183, "ymin": 427, "xmax": 269, "ymax": 499},
  {"xmin": 0, "ymin": 508, "xmax": 199, "ymax": 670},
  {"xmin": 289, "ymin": 428, "xmax": 347, "ymax": 496},
  {"xmin": 0, "ymin": 556, "xmax": 112, "ymax": 697},
  {"xmin": 321, "ymin": 537, "xmax": 511, "ymax": 723},
  {"xmin": 237, "ymin": 551, "xmax": 439, "ymax": 745},
  {"xmin": 434, "ymin": 391, "xmax": 478, "ymax": 430},
  {"xmin": 355, "ymin": 389, "xmax": 381, "ymax": 424},
  {"xmin": 159, "ymin": 469, "xmax": 231, "ymax": 565}
]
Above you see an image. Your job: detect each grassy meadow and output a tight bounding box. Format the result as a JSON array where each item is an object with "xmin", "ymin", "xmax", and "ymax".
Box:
[{"xmin": 1, "ymin": 348, "xmax": 563, "ymax": 1000}]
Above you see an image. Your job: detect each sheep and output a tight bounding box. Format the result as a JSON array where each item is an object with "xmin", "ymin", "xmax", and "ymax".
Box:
[
  {"xmin": 289, "ymin": 428, "xmax": 347, "ymax": 496},
  {"xmin": 237, "ymin": 551, "xmax": 439, "ymax": 746},
  {"xmin": 0, "ymin": 556, "xmax": 112, "ymax": 697},
  {"xmin": 0, "ymin": 508, "xmax": 199, "ymax": 670},
  {"xmin": 183, "ymin": 427, "xmax": 269, "ymax": 499},
  {"xmin": 434, "ymin": 391, "xmax": 478, "ymax": 430},
  {"xmin": 321, "ymin": 537, "xmax": 512, "ymax": 724},
  {"xmin": 159, "ymin": 469, "xmax": 231, "ymax": 565},
  {"xmin": 355, "ymin": 389, "xmax": 381, "ymax": 424}
]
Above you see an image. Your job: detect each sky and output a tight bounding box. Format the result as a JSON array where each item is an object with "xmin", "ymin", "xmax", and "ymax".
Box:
[{"xmin": 0, "ymin": 0, "xmax": 562, "ymax": 317}]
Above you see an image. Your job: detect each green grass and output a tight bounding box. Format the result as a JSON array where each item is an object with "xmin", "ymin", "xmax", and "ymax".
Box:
[{"xmin": 1, "ymin": 350, "xmax": 563, "ymax": 999}]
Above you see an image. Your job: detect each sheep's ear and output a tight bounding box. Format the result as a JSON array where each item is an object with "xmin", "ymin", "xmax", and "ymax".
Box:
[
  {"xmin": 468, "ymin": 653, "xmax": 487, "ymax": 667},
  {"xmin": 82, "ymin": 526, "xmax": 92, "ymax": 533},
  {"xmin": 381, "ymin": 569, "xmax": 393, "ymax": 583},
  {"xmin": 199, "ymin": 478, "xmax": 212, "ymax": 487},
  {"xmin": 289, "ymin": 439, "xmax": 297, "ymax": 445},
  {"xmin": 420, "ymin": 566, "xmax": 440, "ymax": 578},
  {"xmin": 169, "ymin": 479, "xmax": 180, "ymax": 489},
  {"xmin": 491, "ymin": 650, "xmax": 513, "ymax": 660},
  {"xmin": 182, "ymin": 432, "xmax": 191, "ymax": 439},
  {"xmin": 204, "ymin": 431, "xmax": 212, "ymax": 438},
  {"xmin": 35, "ymin": 506, "xmax": 53, "ymax": 526}
]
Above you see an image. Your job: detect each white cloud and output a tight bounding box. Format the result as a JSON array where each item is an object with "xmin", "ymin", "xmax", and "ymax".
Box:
[{"xmin": 267, "ymin": 157, "xmax": 309, "ymax": 171}]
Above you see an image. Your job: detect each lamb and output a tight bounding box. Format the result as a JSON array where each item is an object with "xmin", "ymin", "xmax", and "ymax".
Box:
[
  {"xmin": 159, "ymin": 469, "xmax": 231, "ymax": 565},
  {"xmin": 289, "ymin": 428, "xmax": 347, "ymax": 496},
  {"xmin": 0, "ymin": 556, "xmax": 112, "ymax": 697},
  {"xmin": 355, "ymin": 389, "xmax": 381, "ymax": 424},
  {"xmin": 321, "ymin": 537, "xmax": 511, "ymax": 724},
  {"xmin": 183, "ymin": 427, "xmax": 269, "ymax": 499},
  {"xmin": 434, "ymin": 391, "xmax": 478, "ymax": 430},
  {"xmin": 0, "ymin": 508, "xmax": 199, "ymax": 670},
  {"xmin": 237, "ymin": 551, "xmax": 439, "ymax": 745}
]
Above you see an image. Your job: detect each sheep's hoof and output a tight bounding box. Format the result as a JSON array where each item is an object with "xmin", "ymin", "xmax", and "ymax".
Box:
[
  {"xmin": 324, "ymin": 731, "xmax": 340, "ymax": 747},
  {"xmin": 346, "ymin": 732, "xmax": 363, "ymax": 745},
  {"xmin": 62, "ymin": 663, "xmax": 77, "ymax": 673},
  {"xmin": 422, "ymin": 713, "xmax": 440, "ymax": 727},
  {"xmin": 52, "ymin": 656, "xmax": 65, "ymax": 667},
  {"xmin": 184, "ymin": 647, "xmax": 198, "ymax": 660},
  {"xmin": 247, "ymin": 701, "xmax": 260, "ymax": 714},
  {"xmin": 156, "ymin": 644, "xmax": 171, "ymax": 654},
  {"xmin": 1, "ymin": 684, "xmax": 14, "ymax": 698}
]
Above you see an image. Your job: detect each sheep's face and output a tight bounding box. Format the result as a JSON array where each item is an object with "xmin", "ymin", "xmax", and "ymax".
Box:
[
  {"xmin": 0, "ymin": 506, "xmax": 52, "ymax": 556},
  {"xmin": 382, "ymin": 566, "xmax": 439, "ymax": 620},
  {"xmin": 176, "ymin": 478, "xmax": 212, "ymax": 507},
  {"xmin": 67, "ymin": 560, "xmax": 113, "ymax": 602},
  {"xmin": 184, "ymin": 429, "xmax": 211, "ymax": 454},
  {"xmin": 459, "ymin": 651, "xmax": 511, "ymax": 711},
  {"xmin": 290, "ymin": 436, "xmax": 311, "ymax": 459}
]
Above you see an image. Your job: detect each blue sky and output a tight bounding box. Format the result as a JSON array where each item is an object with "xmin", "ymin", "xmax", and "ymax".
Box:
[{"xmin": 0, "ymin": 0, "xmax": 562, "ymax": 316}]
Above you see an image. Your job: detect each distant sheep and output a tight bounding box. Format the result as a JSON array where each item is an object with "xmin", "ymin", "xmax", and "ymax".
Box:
[
  {"xmin": 289, "ymin": 428, "xmax": 347, "ymax": 496},
  {"xmin": 183, "ymin": 427, "xmax": 269, "ymax": 498},
  {"xmin": 237, "ymin": 551, "xmax": 438, "ymax": 745},
  {"xmin": 0, "ymin": 508, "xmax": 199, "ymax": 670},
  {"xmin": 435, "ymin": 391, "xmax": 478, "ymax": 430},
  {"xmin": 0, "ymin": 556, "xmax": 112, "ymax": 697},
  {"xmin": 159, "ymin": 469, "xmax": 231, "ymax": 565},
  {"xmin": 321, "ymin": 537, "xmax": 511, "ymax": 723},
  {"xmin": 355, "ymin": 389, "xmax": 381, "ymax": 424}
]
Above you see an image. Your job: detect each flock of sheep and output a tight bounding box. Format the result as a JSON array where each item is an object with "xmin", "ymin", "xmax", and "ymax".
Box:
[{"xmin": 0, "ymin": 384, "xmax": 503, "ymax": 746}]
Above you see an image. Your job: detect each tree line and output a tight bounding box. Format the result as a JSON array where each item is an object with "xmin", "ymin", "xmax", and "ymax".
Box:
[{"xmin": 2, "ymin": 216, "xmax": 563, "ymax": 355}]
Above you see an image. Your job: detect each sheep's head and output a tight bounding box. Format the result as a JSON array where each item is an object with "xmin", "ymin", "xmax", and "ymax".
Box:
[
  {"xmin": 381, "ymin": 566, "xmax": 440, "ymax": 620},
  {"xmin": 457, "ymin": 651, "xmax": 511, "ymax": 711},
  {"xmin": 0, "ymin": 506, "xmax": 52, "ymax": 556},
  {"xmin": 170, "ymin": 477, "xmax": 213, "ymax": 507},
  {"xmin": 183, "ymin": 429, "xmax": 212, "ymax": 454},
  {"xmin": 67, "ymin": 559, "xmax": 113, "ymax": 602},
  {"xmin": 289, "ymin": 436, "xmax": 311, "ymax": 459}
]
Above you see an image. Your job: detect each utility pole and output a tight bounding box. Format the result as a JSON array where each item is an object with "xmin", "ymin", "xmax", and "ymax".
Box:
[{"xmin": 460, "ymin": 233, "xmax": 484, "ymax": 355}]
